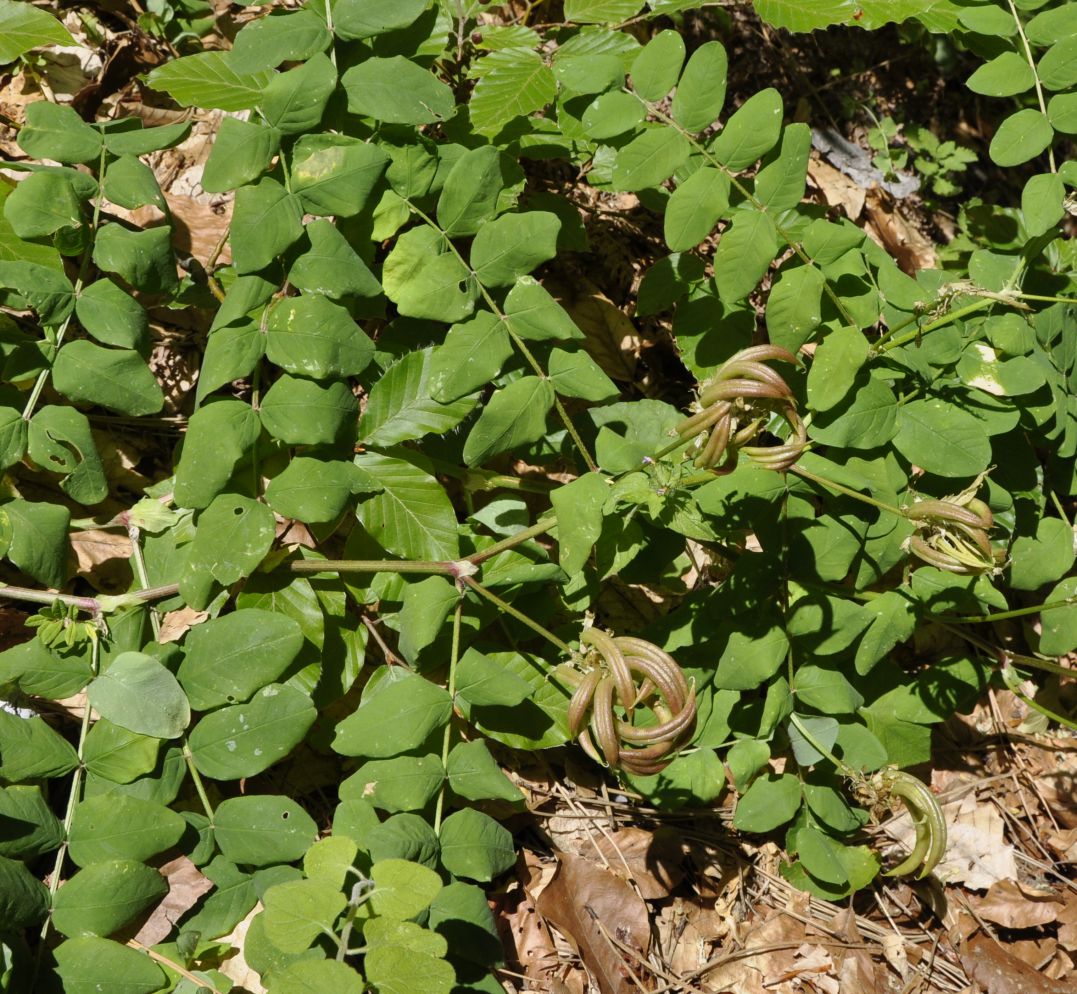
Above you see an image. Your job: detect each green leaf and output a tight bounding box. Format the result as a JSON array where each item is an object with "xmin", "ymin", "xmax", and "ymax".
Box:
[
  {"xmin": 260, "ymin": 374, "xmax": 358, "ymax": 447},
  {"xmin": 714, "ymin": 620, "xmax": 789, "ymax": 690},
  {"xmin": 178, "ymin": 609, "xmax": 304, "ymax": 710},
  {"xmin": 710, "ymin": 88, "xmax": 784, "ymax": 170},
  {"xmin": 290, "ymin": 219, "xmax": 380, "ymax": 300},
  {"xmin": 263, "ymin": 878, "xmax": 348, "ymax": 953},
  {"xmin": 611, "ymin": 127, "xmax": 691, "ymax": 191},
  {"xmin": 1, "ymin": 498, "xmax": 69, "ymax": 588},
  {"xmin": 88, "ymin": 652, "xmax": 190, "ymax": 740},
  {"xmin": 794, "ymin": 666, "xmax": 864, "ymax": 713},
  {"xmin": 807, "ymin": 325, "xmax": 869, "ymax": 412},
  {"xmin": 383, "ymin": 226, "xmax": 476, "ymax": 322},
  {"xmin": 266, "ymin": 294, "xmax": 375, "ymax": 379},
  {"xmin": 397, "ymin": 575, "xmax": 458, "ymax": 663},
  {"xmin": 82, "ymin": 720, "xmax": 159, "ymax": 785},
  {"xmin": 549, "ymin": 348, "xmax": 618, "ymax": 401},
  {"xmin": 52, "ymin": 859, "xmax": 168, "ymax": 937},
  {"xmin": 101, "ymin": 120, "xmax": 191, "ymax": 157},
  {"xmin": 267, "ymin": 457, "xmax": 365, "ymax": 524},
  {"xmin": 214, "ymin": 795, "xmax": 318, "ymax": 866},
  {"xmin": 0, "ymin": 406, "xmax": 28, "ymax": 471},
  {"xmin": 17, "ymin": 102, "xmax": 101, "ymax": 164},
  {"xmin": 454, "ymin": 648, "xmax": 532, "ymax": 708},
  {"xmin": 3, "ymin": 170, "xmax": 82, "ymax": 238},
  {"xmin": 365, "ymin": 946, "xmax": 454, "ymax": 994},
  {"xmin": 341, "ymin": 754, "xmax": 445, "ymax": 812},
  {"xmin": 463, "ymin": 376, "xmax": 555, "ymax": 466},
  {"xmin": 1027, "ymin": 4, "xmax": 1077, "ymax": 45},
  {"xmin": 0, "ymin": 710, "xmax": 78, "ymax": 781},
  {"xmin": 1021, "ymin": 172, "xmax": 1065, "ymax": 237},
  {"xmin": 550, "ymin": 473, "xmax": 608, "ymax": 575},
  {"xmin": 144, "ymin": 52, "xmax": 272, "ymax": 112},
  {"xmin": 503, "ymin": 277, "xmax": 584, "ymax": 341},
  {"xmin": 0, "ymin": 855, "xmax": 47, "ymax": 930},
  {"xmin": 664, "ymin": 167, "xmax": 730, "ymax": 251},
  {"xmin": 0, "ymin": 260, "xmax": 75, "ymax": 325},
  {"xmin": 189, "ymin": 683, "xmax": 316, "ymax": 780},
  {"xmin": 631, "ymin": 29, "xmax": 686, "ymax": 102},
  {"xmin": 726, "ymin": 740, "xmax": 770, "ymax": 791},
  {"xmin": 0, "ymin": 639, "xmax": 91, "ymax": 700},
  {"xmin": 273, "ymin": 959, "xmax": 365, "ymax": 994},
  {"xmin": 438, "ymin": 808, "xmax": 515, "ymax": 881},
  {"xmin": 855, "ymin": 590, "xmax": 916, "ymax": 674},
  {"xmin": 714, "ymin": 209, "xmax": 777, "ymax": 301},
  {"xmin": 808, "ymin": 373, "xmax": 898, "ymax": 449},
  {"xmin": 360, "ymin": 348, "xmax": 478, "ymax": 447},
  {"xmin": 893, "ymin": 398, "xmax": 992, "ymax": 477},
  {"xmin": 102, "ymin": 155, "xmax": 164, "ymax": 211},
  {"xmin": 989, "ymin": 109, "xmax": 1053, "ymax": 167},
  {"xmin": 370, "ymin": 858, "xmax": 443, "ymax": 919},
  {"xmin": 766, "ymin": 264, "xmax": 824, "ymax": 351},
  {"xmin": 230, "ymin": 177, "xmax": 304, "ymax": 274},
  {"xmin": 795, "ymin": 826, "xmax": 848, "ymax": 885},
  {"xmin": 1049, "ymin": 91, "xmax": 1077, "ymax": 133},
  {"xmin": 230, "ymin": 8, "xmax": 330, "ymax": 73},
  {"xmin": 0, "ymin": 785, "xmax": 64, "ymax": 859},
  {"xmin": 754, "ymin": 122, "xmax": 811, "ymax": 211},
  {"xmin": 53, "ymin": 937, "xmax": 165, "ymax": 994},
  {"xmin": 75, "ymin": 279, "xmax": 148, "ymax": 350},
  {"xmin": 732, "ymin": 773, "xmax": 801, "ymax": 832},
  {"xmin": 180, "ymin": 495, "xmax": 276, "ymax": 605},
  {"xmin": 333, "ymin": 671, "xmax": 452, "ymax": 758},
  {"xmin": 670, "ymin": 40, "xmax": 728, "ymax": 131},
  {"xmin": 966, "ymin": 51, "xmax": 1035, "ymax": 96},
  {"xmin": 581, "ymin": 91, "xmax": 646, "ymax": 139},
  {"xmin": 260, "ymin": 53, "xmax": 337, "ymax": 135},
  {"xmin": 355, "ymin": 451, "xmax": 460, "ymax": 560},
  {"xmin": 564, "ymin": 0, "xmax": 642, "ymax": 21},
  {"xmin": 334, "ymin": 0, "xmax": 429, "ymax": 39},
  {"xmin": 27, "ymin": 405, "xmax": 105, "ymax": 504},
  {"xmin": 1038, "ymin": 577, "xmax": 1077, "ymax": 655},
  {"xmin": 67, "ymin": 795, "xmax": 185, "ymax": 867},
  {"xmin": 92, "ymin": 224, "xmax": 177, "ymax": 294},
  {"xmin": 290, "ymin": 133, "xmax": 389, "ymax": 218},
  {"xmin": 446, "ymin": 740, "xmax": 524, "ymax": 802},
  {"xmin": 1009, "ymin": 516, "xmax": 1075, "ymax": 590},
  {"xmin": 341, "ymin": 56, "xmax": 455, "ymax": 124},
  {"xmin": 1037, "ymin": 36, "xmax": 1077, "ymax": 90},
  {"xmin": 470, "ymin": 211, "xmax": 560, "ymax": 286},
  {"xmin": 470, "ymin": 50, "xmax": 556, "ymax": 136},
  {"xmin": 751, "ymin": 0, "xmax": 854, "ymax": 32},
  {"xmin": 0, "ymin": 0, "xmax": 74, "ymax": 64},
  {"xmin": 174, "ymin": 399, "xmax": 261, "ymax": 510},
  {"xmin": 428, "ymin": 311, "xmax": 513, "ymax": 403},
  {"xmin": 437, "ymin": 146, "xmax": 504, "ymax": 237},
  {"xmin": 201, "ymin": 117, "xmax": 280, "ymax": 194}
]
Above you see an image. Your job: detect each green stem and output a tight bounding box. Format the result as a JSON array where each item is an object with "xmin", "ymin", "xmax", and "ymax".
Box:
[
  {"xmin": 127, "ymin": 524, "xmax": 161, "ymax": 640},
  {"xmin": 931, "ymin": 596, "xmax": 1077, "ymax": 626},
  {"xmin": 788, "ymin": 463, "xmax": 905, "ymax": 517},
  {"xmin": 405, "ymin": 199, "xmax": 598, "ymax": 472},
  {"xmin": 462, "ymin": 576, "xmax": 573, "ymax": 654},
  {"xmin": 1015, "ymin": 293, "xmax": 1077, "ymax": 305},
  {"xmin": 876, "ymin": 299, "xmax": 993, "ymax": 354},
  {"xmin": 0, "ymin": 585, "xmax": 99, "ymax": 613},
  {"xmin": 23, "ymin": 143, "xmax": 109, "ymax": 422},
  {"xmin": 286, "ymin": 558, "xmax": 471, "ymax": 577},
  {"xmin": 182, "ymin": 742, "xmax": 215, "ymax": 821},
  {"xmin": 466, "ymin": 517, "xmax": 557, "ymax": 565},
  {"xmin": 789, "ymin": 712, "xmax": 858, "ymax": 779},
  {"xmin": 1006, "ymin": 0, "xmax": 1056, "ymax": 173},
  {"xmin": 433, "ymin": 599, "xmax": 464, "ymax": 835},
  {"xmin": 1000, "ymin": 664, "xmax": 1077, "ymax": 732}
]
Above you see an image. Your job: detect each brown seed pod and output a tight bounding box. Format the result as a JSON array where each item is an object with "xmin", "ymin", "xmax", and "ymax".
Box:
[{"xmin": 904, "ymin": 491, "xmax": 998, "ymax": 575}]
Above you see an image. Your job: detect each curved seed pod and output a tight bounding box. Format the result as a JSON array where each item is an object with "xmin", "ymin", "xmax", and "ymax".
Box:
[
  {"xmin": 880, "ymin": 771, "xmax": 947, "ymax": 879},
  {"xmin": 695, "ymin": 414, "xmax": 733, "ymax": 470},
  {"xmin": 617, "ymin": 686, "xmax": 696, "ymax": 742},
  {"xmin": 577, "ymin": 728, "xmax": 604, "ymax": 767},
  {"xmin": 908, "ymin": 535, "xmax": 973, "ymax": 574},
  {"xmin": 623, "ymin": 655, "xmax": 685, "ymax": 714},
  {"xmin": 903, "ymin": 499, "xmax": 989, "ymax": 529},
  {"xmin": 732, "ymin": 417, "xmax": 766, "ymax": 447},
  {"xmin": 567, "ymin": 667, "xmax": 603, "ymax": 735},
  {"xmin": 589, "ymin": 675, "xmax": 620, "ymax": 767},
  {"xmin": 581, "ymin": 628, "xmax": 635, "ymax": 711},
  {"xmin": 700, "ymin": 378, "xmax": 790, "ymax": 405},
  {"xmin": 712, "ymin": 360, "xmax": 795, "ymax": 395},
  {"xmin": 615, "ymin": 638, "xmax": 689, "ymax": 700},
  {"xmin": 675, "ymin": 401, "xmax": 731, "ymax": 438},
  {"xmin": 962, "ymin": 497, "xmax": 994, "ymax": 529},
  {"xmin": 724, "ymin": 344, "xmax": 798, "ymax": 367}
]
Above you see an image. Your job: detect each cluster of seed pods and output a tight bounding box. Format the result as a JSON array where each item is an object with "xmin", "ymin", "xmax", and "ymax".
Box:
[
  {"xmin": 674, "ymin": 345, "xmax": 807, "ymax": 473},
  {"xmin": 565, "ymin": 629, "xmax": 697, "ymax": 776},
  {"xmin": 904, "ymin": 497, "xmax": 1000, "ymax": 575}
]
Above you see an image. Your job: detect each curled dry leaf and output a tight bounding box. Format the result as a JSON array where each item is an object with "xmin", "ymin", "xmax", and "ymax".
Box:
[
  {"xmin": 535, "ymin": 853, "xmax": 650, "ymax": 994},
  {"xmin": 132, "ymin": 855, "xmax": 213, "ymax": 947},
  {"xmin": 591, "ymin": 826, "xmax": 684, "ymax": 900}
]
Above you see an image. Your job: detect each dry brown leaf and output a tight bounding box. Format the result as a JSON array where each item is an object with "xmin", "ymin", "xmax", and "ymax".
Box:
[
  {"xmin": 807, "ymin": 156, "xmax": 865, "ymax": 220},
  {"xmin": 535, "ymin": 853, "xmax": 650, "ymax": 994},
  {"xmin": 590, "ymin": 826, "xmax": 684, "ymax": 900},
  {"xmin": 158, "ymin": 607, "xmax": 208, "ymax": 644},
  {"xmin": 217, "ymin": 902, "xmax": 266, "ymax": 994},
  {"xmin": 959, "ymin": 933, "xmax": 1073, "ymax": 994},
  {"xmin": 764, "ymin": 943, "xmax": 838, "ymax": 994},
  {"xmin": 70, "ymin": 528, "xmax": 133, "ymax": 593},
  {"xmin": 545, "ymin": 275, "xmax": 640, "ymax": 382},
  {"xmin": 972, "ymin": 879, "xmax": 1063, "ymax": 930},
  {"xmin": 863, "ymin": 188, "xmax": 938, "ymax": 274},
  {"xmin": 133, "ymin": 856, "xmax": 214, "ymax": 947},
  {"xmin": 703, "ymin": 911, "xmax": 804, "ymax": 994}
]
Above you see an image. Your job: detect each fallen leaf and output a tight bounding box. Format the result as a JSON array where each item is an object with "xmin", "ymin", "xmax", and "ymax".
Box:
[
  {"xmin": 959, "ymin": 932, "xmax": 1073, "ymax": 994},
  {"xmin": 70, "ymin": 529, "xmax": 133, "ymax": 594},
  {"xmin": 545, "ymin": 275, "xmax": 640, "ymax": 383},
  {"xmin": 807, "ymin": 156, "xmax": 865, "ymax": 221},
  {"xmin": 217, "ymin": 902, "xmax": 267, "ymax": 994},
  {"xmin": 158, "ymin": 607, "xmax": 208, "ymax": 644},
  {"xmin": 133, "ymin": 856, "xmax": 214, "ymax": 946},
  {"xmin": 973, "ymin": 879, "xmax": 1063, "ymax": 930},
  {"xmin": 590, "ymin": 826, "xmax": 684, "ymax": 900},
  {"xmin": 864, "ymin": 188, "xmax": 938, "ymax": 275},
  {"xmin": 535, "ymin": 853, "xmax": 650, "ymax": 994}
]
